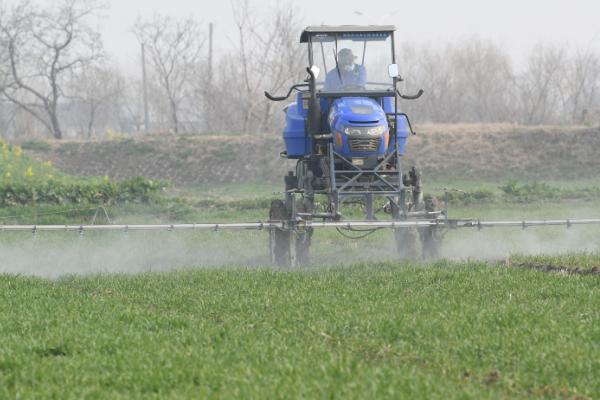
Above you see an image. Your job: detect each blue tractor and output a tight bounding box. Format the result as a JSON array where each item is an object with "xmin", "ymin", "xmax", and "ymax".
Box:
[{"xmin": 265, "ymin": 26, "xmax": 443, "ymax": 266}]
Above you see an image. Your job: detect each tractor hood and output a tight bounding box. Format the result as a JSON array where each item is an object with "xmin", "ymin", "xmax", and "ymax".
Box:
[
  {"xmin": 328, "ymin": 97, "xmax": 387, "ymax": 127},
  {"xmin": 328, "ymin": 97, "xmax": 389, "ymax": 158}
]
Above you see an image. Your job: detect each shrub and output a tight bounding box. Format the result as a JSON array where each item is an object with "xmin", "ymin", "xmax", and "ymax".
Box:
[
  {"xmin": 499, "ymin": 180, "xmax": 557, "ymax": 202},
  {"xmin": 0, "ymin": 138, "xmax": 163, "ymax": 206},
  {"xmin": 0, "ymin": 177, "xmax": 163, "ymax": 207},
  {"xmin": 499, "ymin": 180, "xmax": 600, "ymax": 202},
  {"xmin": 20, "ymin": 140, "xmax": 51, "ymax": 152},
  {"xmin": 444, "ymin": 189, "xmax": 495, "ymax": 205}
]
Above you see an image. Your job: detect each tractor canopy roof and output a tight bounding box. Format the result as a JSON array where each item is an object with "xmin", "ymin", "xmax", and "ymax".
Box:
[{"xmin": 300, "ymin": 25, "xmax": 396, "ymax": 43}]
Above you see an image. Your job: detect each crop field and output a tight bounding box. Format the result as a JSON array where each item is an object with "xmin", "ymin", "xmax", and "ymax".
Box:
[
  {"xmin": 2, "ymin": 0, "xmax": 600, "ymax": 395},
  {"xmin": 0, "ymin": 141, "xmax": 599, "ymax": 398},
  {"xmin": 1, "ymin": 260, "xmax": 599, "ymax": 399},
  {"xmin": 0, "ymin": 184, "xmax": 599, "ymax": 399}
]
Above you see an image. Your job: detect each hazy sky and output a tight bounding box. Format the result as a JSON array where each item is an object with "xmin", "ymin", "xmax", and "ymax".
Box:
[{"xmin": 45, "ymin": 0, "xmax": 600, "ymax": 69}]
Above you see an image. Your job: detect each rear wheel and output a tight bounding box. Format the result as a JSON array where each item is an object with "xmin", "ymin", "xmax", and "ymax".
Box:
[
  {"xmin": 394, "ymin": 228, "xmax": 419, "ymax": 260},
  {"xmin": 295, "ymin": 229, "xmax": 312, "ymax": 265},
  {"xmin": 390, "ymin": 198, "xmax": 419, "ymax": 260},
  {"xmin": 269, "ymin": 200, "xmax": 291, "ymax": 265},
  {"xmin": 420, "ymin": 195, "xmax": 443, "ymax": 259},
  {"xmin": 269, "ymin": 199, "xmax": 312, "ymax": 267},
  {"xmin": 421, "ymin": 227, "xmax": 442, "ymax": 259}
]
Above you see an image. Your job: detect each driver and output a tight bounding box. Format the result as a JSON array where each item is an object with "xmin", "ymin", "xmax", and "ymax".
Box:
[{"xmin": 324, "ymin": 48, "xmax": 367, "ymax": 91}]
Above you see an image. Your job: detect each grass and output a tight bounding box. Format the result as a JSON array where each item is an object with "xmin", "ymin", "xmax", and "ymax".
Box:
[
  {"xmin": 0, "ymin": 263, "xmax": 598, "ymax": 399},
  {"xmin": 0, "ymin": 193, "xmax": 596, "ymax": 398},
  {"xmin": 1, "ymin": 145, "xmax": 599, "ymax": 398}
]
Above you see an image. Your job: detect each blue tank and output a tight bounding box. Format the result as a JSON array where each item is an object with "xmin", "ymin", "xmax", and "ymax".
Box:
[
  {"xmin": 282, "ymin": 94, "xmax": 407, "ymax": 158},
  {"xmin": 282, "ymin": 94, "xmax": 310, "ymax": 158},
  {"xmin": 382, "ymin": 96, "xmax": 408, "ymax": 155}
]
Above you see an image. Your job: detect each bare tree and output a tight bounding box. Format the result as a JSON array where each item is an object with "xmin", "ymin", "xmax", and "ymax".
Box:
[
  {"xmin": 450, "ymin": 38, "xmax": 514, "ymax": 122},
  {"xmin": 68, "ymin": 63, "xmax": 121, "ymax": 137},
  {"xmin": 0, "ymin": 0, "xmax": 105, "ymax": 139},
  {"xmin": 133, "ymin": 15, "xmax": 206, "ymax": 134},
  {"xmin": 113, "ymin": 76, "xmax": 142, "ymax": 133},
  {"xmin": 219, "ymin": 0, "xmax": 305, "ymax": 133},
  {"xmin": 2, "ymin": 2, "xmax": 600, "ymax": 134},
  {"xmin": 399, "ymin": 39, "xmax": 513, "ymax": 124},
  {"xmin": 560, "ymin": 48, "xmax": 600, "ymax": 124},
  {"xmin": 398, "ymin": 43, "xmax": 459, "ymax": 123},
  {"xmin": 515, "ymin": 44, "xmax": 567, "ymax": 125}
]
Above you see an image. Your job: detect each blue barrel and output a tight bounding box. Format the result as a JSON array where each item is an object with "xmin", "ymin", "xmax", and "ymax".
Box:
[
  {"xmin": 283, "ymin": 104, "xmax": 310, "ymax": 158},
  {"xmin": 388, "ymin": 114, "xmax": 409, "ymax": 155}
]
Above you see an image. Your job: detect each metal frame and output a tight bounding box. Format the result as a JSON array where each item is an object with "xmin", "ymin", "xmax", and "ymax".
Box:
[
  {"xmin": 2, "ymin": 219, "xmax": 599, "ymax": 233},
  {"xmin": 300, "ymin": 25, "xmax": 396, "ymax": 43},
  {"xmin": 294, "ymin": 28, "xmax": 415, "ymax": 224},
  {"xmin": 320, "ymin": 142, "xmax": 405, "ymax": 220},
  {"xmin": 317, "ymin": 90, "xmax": 396, "ymax": 98}
]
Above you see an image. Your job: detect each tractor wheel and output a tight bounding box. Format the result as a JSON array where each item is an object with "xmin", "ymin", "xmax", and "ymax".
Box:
[
  {"xmin": 269, "ymin": 199, "xmax": 312, "ymax": 267},
  {"xmin": 421, "ymin": 227, "xmax": 442, "ymax": 259},
  {"xmin": 390, "ymin": 198, "xmax": 419, "ymax": 260},
  {"xmin": 269, "ymin": 200, "xmax": 292, "ymax": 266},
  {"xmin": 394, "ymin": 228, "xmax": 419, "ymax": 260},
  {"xmin": 295, "ymin": 229, "xmax": 312, "ymax": 265},
  {"xmin": 294, "ymin": 197, "xmax": 313, "ymax": 266},
  {"xmin": 420, "ymin": 195, "xmax": 443, "ymax": 259}
]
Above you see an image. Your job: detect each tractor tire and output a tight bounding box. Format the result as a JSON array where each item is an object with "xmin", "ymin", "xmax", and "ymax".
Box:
[
  {"xmin": 269, "ymin": 199, "xmax": 312, "ymax": 267},
  {"xmin": 394, "ymin": 228, "xmax": 419, "ymax": 260},
  {"xmin": 294, "ymin": 198, "xmax": 313, "ymax": 266},
  {"xmin": 390, "ymin": 198, "xmax": 419, "ymax": 261},
  {"xmin": 269, "ymin": 200, "xmax": 292, "ymax": 266},
  {"xmin": 421, "ymin": 227, "xmax": 442, "ymax": 260},
  {"xmin": 420, "ymin": 195, "xmax": 443, "ymax": 259},
  {"xmin": 295, "ymin": 230, "xmax": 312, "ymax": 265}
]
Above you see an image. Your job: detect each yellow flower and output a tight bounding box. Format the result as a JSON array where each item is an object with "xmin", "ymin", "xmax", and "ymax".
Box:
[
  {"xmin": 5, "ymin": 171, "xmax": 11, "ymax": 178},
  {"xmin": 25, "ymin": 166, "xmax": 33, "ymax": 178},
  {"xmin": 103, "ymin": 175, "xmax": 110, "ymax": 183},
  {"xmin": 13, "ymin": 146, "xmax": 22, "ymax": 157},
  {"xmin": 44, "ymin": 160, "xmax": 53, "ymax": 167}
]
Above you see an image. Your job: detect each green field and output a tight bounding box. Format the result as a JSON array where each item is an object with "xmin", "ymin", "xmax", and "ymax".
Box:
[
  {"xmin": 0, "ymin": 262, "xmax": 598, "ymax": 399},
  {"xmin": 0, "ymin": 152, "xmax": 599, "ymax": 399}
]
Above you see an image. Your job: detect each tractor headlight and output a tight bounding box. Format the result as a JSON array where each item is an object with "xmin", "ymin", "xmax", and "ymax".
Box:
[
  {"xmin": 343, "ymin": 125, "xmax": 386, "ymax": 137},
  {"xmin": 366, "ymin": 125, "xmax": 386, "ymax": 136},
  {"xmin": 343, "ymin": 126, "xmax": 363, "ymax": 136}
]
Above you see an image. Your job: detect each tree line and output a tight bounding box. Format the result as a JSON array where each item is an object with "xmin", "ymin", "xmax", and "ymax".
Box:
[
  {"xmin": 398, "ymin": 40, "xmax": 600, "ymax": 125},
  {"xmin": 0, "ymin": 0, "xmax": 598, "ymax": 140}
]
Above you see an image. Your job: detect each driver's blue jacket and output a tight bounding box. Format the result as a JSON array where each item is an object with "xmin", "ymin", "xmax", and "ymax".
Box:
[{"xmin": 324, "ymin": 65, "xmax": 367, "ymax": 91}]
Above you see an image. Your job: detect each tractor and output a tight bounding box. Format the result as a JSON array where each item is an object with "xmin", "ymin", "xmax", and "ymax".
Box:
[
  {"xmin": 0, "ymin": 25, "xmax": 597, "ymax": 261},
  {"xmin": 265, "ymin": 25, "xmax": 443, "ymax": 266}
]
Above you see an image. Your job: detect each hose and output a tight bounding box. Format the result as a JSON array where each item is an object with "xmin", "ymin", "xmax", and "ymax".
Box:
[{"xmin": 335, "ymin": 227, "xmax": 383, "ymax": 240}]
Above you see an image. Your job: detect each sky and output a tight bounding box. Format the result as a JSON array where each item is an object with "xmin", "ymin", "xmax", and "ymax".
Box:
[{"xmin": 37, "ymin": 0, "xmax": 600, "ymax": 70}]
